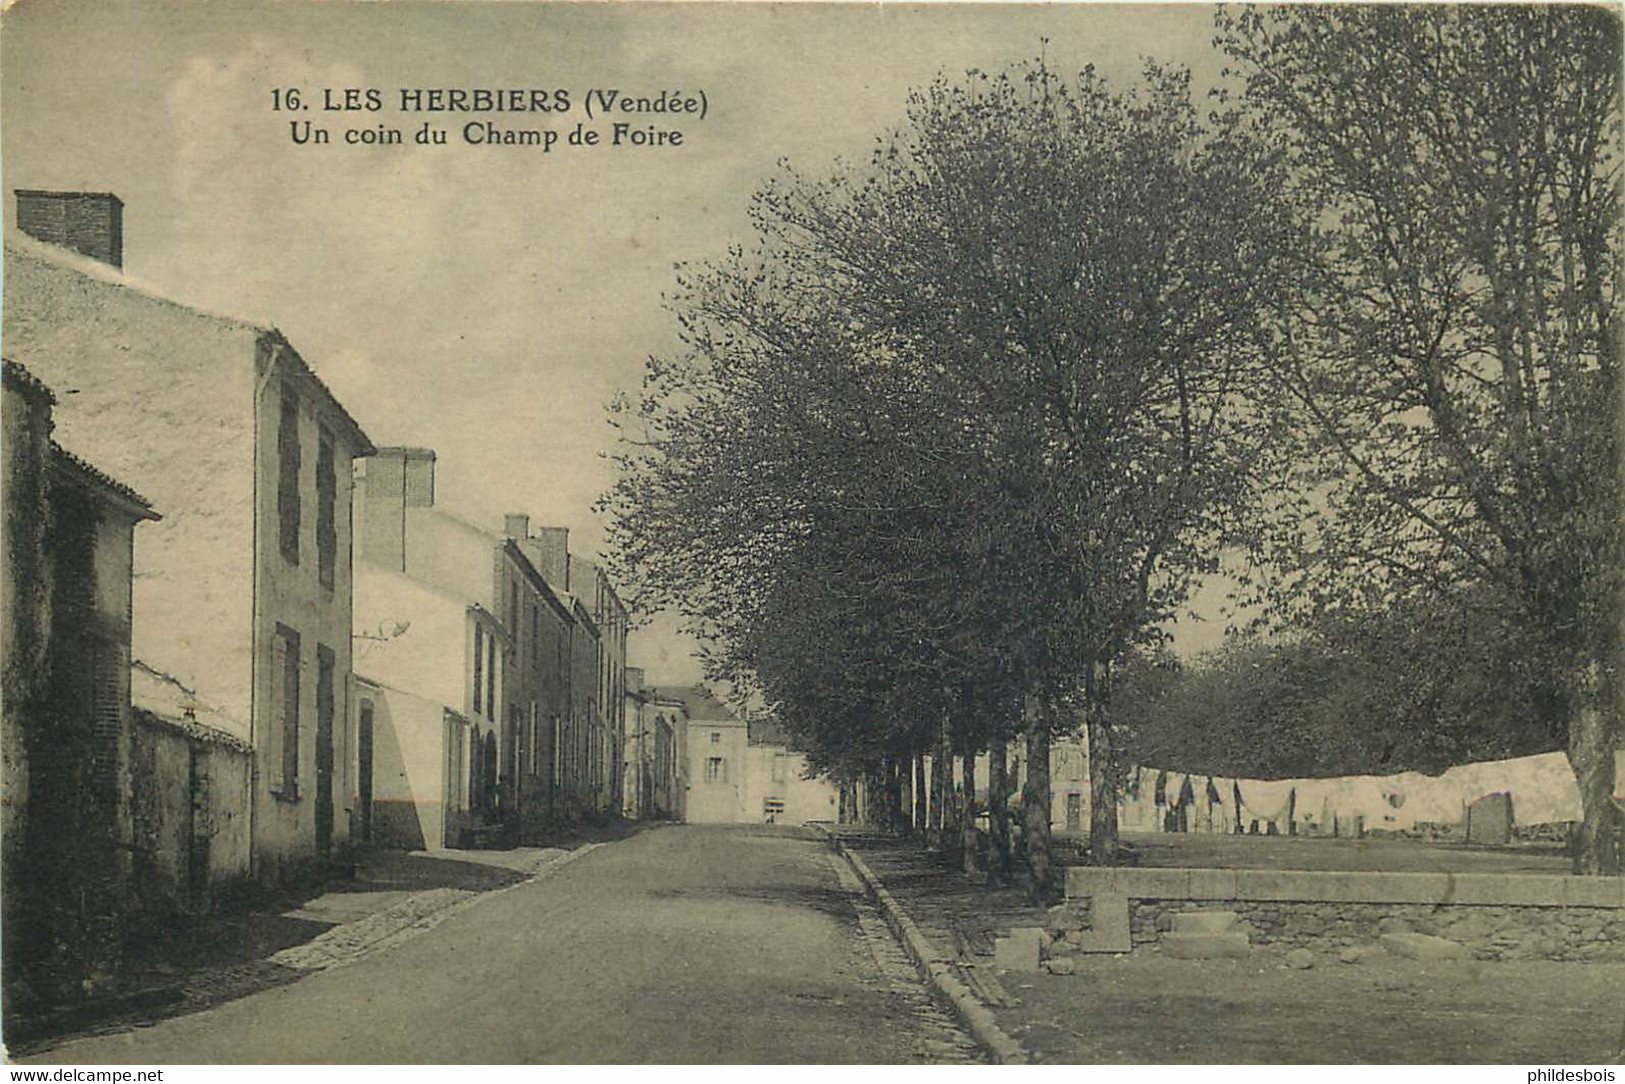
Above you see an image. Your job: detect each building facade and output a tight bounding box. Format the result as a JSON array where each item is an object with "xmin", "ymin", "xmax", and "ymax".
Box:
[
  {"xmin": 745, "ymin": 718, "xmax": 841, "ymax": 825},
  {"xmin": 354, "ymin": 450, "xmax": 588, "ymax": 844},
  {"xmin": 623, "ymin": 668, "xmax": 687, "ymax": 821},
  {"xmin": 651, "ymin": 686, "xmax": 750, "ymax": 824}
]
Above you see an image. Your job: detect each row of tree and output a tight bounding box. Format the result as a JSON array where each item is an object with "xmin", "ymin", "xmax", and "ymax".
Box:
[{"xmin": 602, "ymin": 6, "xmax": 1622, "ymax": 881}]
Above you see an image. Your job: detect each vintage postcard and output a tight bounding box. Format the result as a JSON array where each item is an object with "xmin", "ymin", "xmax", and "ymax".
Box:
[{"xmin": 2, "ymin": 0, "xmax": 1621, "ymax": 1069}]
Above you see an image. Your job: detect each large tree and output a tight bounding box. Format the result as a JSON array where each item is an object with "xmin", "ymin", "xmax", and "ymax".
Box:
[
  {"xmin": 603, "ymin": 57, "xmax": 1296, "ymax": 898},
  {"xmin": 1219, "ymin": 5, "xmax": 1623, "ymax": 872}
]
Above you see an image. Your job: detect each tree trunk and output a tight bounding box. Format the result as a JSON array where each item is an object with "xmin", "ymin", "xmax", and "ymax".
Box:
[
  {"xmin": 961, "ymin": 751, "xmax": 979, "ymax": 874},
  {"xmin": 930, "ymin": 714, "xmax": 951, "ymax": 849},
  {"xmin": 987, "ymin": 735, "xmax": 1012, "ymax": 886},
  {"xmin": 914, "ymin": 752, "xmax": 928, "ymax": 838},
  {"xmin": 886, "ymin": 756, "xmax": 906, "ymax": 834},
  {"xmin": 1086, "ymin": 657, "xmax": 1121, "ymax": 866},
  {"xmin": 897, "ymin": 753, "xmax": 913, "ymax": 835},
  {"xmin": 1024, "ymin": 696, "xmax": 1053, "ymax": 905},
  {"xmin": 1566, "ymin": 657, "xmax": 1620, "ymax": 875}
]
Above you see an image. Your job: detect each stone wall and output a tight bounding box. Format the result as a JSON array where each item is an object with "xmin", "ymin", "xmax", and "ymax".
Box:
[
  {"xmin": 1060, "ymin": 866, "xmax": 1625, "ymax": 962},
  {"xmin": 1120, "ymin": 899, "xmax": 1623, "ymax": 961},
  {"xmin": 128, "ymin": 711, "xmax": 253, "ymax": 914}
]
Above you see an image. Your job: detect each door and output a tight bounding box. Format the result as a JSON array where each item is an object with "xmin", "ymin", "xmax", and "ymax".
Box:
[
  {"xmin": 1065, "ymin": 792, "xmax": 1083, "ymax": 833},
  {"xmin": 187, "ymin": 744, "xmax": 210, "ymax": 906},
  {"xmin": 315, "ymin": 646, "xmax": 336, "ymax": 859},
  {"xmin": 358, "ymin": 701, "xmax": 374, "ymax": 844}
]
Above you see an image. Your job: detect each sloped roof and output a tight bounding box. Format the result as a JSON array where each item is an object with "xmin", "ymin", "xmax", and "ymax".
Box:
[
  {"xmin": 50, "ymin": 441, "xmax": 160, "ymax": 521},
  {"xmin": 645, "ymin": 684, "xmax": 739, "ymax": 723},
  {"xmin": 3, "ymin": 357, "xmax": 55, "ymax": 403},
  {"xmin": 6, "ymin": 233, "xmax": 374, "ymax": 456}
]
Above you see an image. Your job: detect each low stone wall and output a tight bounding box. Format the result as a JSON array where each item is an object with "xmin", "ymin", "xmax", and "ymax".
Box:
[
  {"xmin": 129, "ymin": 711, "xmax": 253, "ymax": 914},
  {"xmin": 1059, "ymin": 866, "xmax": 1625, "ymax": 962}
]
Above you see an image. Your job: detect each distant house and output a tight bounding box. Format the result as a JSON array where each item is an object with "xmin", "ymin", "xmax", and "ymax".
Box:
[
  {"xmin": 5, "ymin": 191, "xmax": 377, "ymax": 884},
  {"xmin": 652, "ymin": 685, "xmax": 749, "ymax": 824},
  {"xmin": 514, "ymin": 525, "xmax": 625, "ymax": 822},
  {"xmin": 624, "ymin": 667, "xmax": 686, "ymax": 821},
  {"xmin": 569, "ymin": 554, "xmax": 630, "ymax": 815},
  {"xmin": 745, "ymin": 717, "xmax": 840, "ymax": 826}
]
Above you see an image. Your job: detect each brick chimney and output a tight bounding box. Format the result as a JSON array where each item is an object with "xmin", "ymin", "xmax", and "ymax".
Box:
[
  {"xmin": 16, "ymin": 190, "xmax": 124, "ymax": 269},
  {"xmin": 504, "ymin": 513, "xmax": 530, "ymax": 540},
  {"xmin": 355, "ymin": 447, "xmax": 435, "ymax": 572},
  {"xmin": 519, "ymin": 525, "xmax": 570, "ymax": 592}
]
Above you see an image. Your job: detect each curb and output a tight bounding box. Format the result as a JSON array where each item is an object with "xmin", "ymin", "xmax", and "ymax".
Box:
[
  {"xmin": 822, "ymin": 830, "xmax": 1028, "ymax": 1066},
  {"xmin": 270, "ymin": 841, "xmax": 603, "ymax": 974}
]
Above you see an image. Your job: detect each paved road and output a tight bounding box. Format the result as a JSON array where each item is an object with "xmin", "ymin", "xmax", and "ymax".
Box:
[{"xmin": 24, "ymin": 826, "xmax": 980, "ymax": 1064}]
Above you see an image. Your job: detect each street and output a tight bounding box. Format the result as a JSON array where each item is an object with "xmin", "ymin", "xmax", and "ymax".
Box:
[{"xmin": 20, "ymin": 827, "xmax": 981, "ymax": 1065}]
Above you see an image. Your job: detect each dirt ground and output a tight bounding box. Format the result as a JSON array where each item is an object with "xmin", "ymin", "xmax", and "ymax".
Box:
[{"xmin": 999, "ymin": 947, "xmax": 1625, "ymax": 1064}]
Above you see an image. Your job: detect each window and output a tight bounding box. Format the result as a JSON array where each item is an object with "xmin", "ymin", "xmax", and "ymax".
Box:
[
  {"xmin": 710, "ymin": 731, "xmax": 720, "ymax": 745},
  {"xmin": 316, "ymin": 428, "xmax": 336, "ymax": 590},
  {"xmin": 447, "ymin": 714, "xmax": 466, "ymax": 810},
  {"xmin": 486, "ymin": 634, "xmax": 496, "ymax": 717},
  {"xmin": 275, "ymin": 624, "xmax": 301, "ymax": 795},
  {"xmin": 528, "ymin": 703, "xmax": 540, "ymax": 777},
  {"xmin": 552, "ymin": 715, "xmax": 563, "ymax": 786},
  {"xmin": 706, "ymin": 757, "xmax": 725, "ymax": 783},
  {"xmin": 317, "ymin": 643, "xmax": 336, "ymax": 795},
  {"xmin": 473, "ymin": 624, "xmax": 484, "ymax": 716},
  {"xmin": 278, "ymin": 393, "xmax": 301, "ymax": 565},
  {"xmin": 509, "ymin": 579, "xmax": 519, "ymax": 635}
]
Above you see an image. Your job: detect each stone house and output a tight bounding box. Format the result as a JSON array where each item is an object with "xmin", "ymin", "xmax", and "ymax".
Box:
[
  {"xmin": 514, "ymin": 525, "xmax": 627, "ymax": 821},
  {"xmin": 744, "ymin": 717, "xmax": 840, "ymax": 826},
  {"xmin": 563, "ymin": 594, "xmax": 603, "ymax": 818},
  {"xmin": 655, "ymin": 685, "xmax": 747, "ymax": 824},
  {"xmin": 355, "ymin": 450, "xmax": 577, "ymax": 843},
  {"xmin": 569, "ymin": 554, "xmax": 630, "ymax": 814},
  {"xmin": 4, "ymin": 191, "xmax": 377, "ymax": 885},
  {"xmin": 2, "ymin": 359, "xmax": 159, "ymax": 1004},
  {"xmin": 350, "ymin": 560, "xmax": 512, "ymax": 849}
]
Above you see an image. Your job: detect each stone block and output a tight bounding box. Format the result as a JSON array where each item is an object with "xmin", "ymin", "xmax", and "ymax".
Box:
[
  {"xmin": 1160, "ymin": 932, "xmax": 1251, "ymax": 959},
  {"xmin": 1173, "ymin": 910, "xmax": 1240, "ymax": 935},
  {"xmin": 1186, "ymin": 869, "xmax": 1238, "ymax": 899},
  {"xmin": 1043, "ymin": 956, "xmax": 1077, "ymax": 976},
  {"xmin": 1447, "ymin": 874, "xmax": 1565, "ymax": 906},
  {"xmin": 1074, "ymin": 893, "xmax": 1130, "ymax": 954},
  {"xmin": 1564, "ymin": 879, "xmax": 1625, "ymax": 909},
  {"xmin": 994, "ymin": 929, "xmax": 1043, "ymax": 972},
  {"xmin": 1285, "ymin": 948, "xmax": 1315, "ymax": 969},
  {"xmin": 1064, "ymin": 866, "xmax": 1120, "ymax": 899},
  {"xmin": 1379, "ymin": 932, "xmax": 1467, "ymax": 961},
  {"xmin": 1465, "ymin": 793, "xmax": 1513, "ymax": 845},
  {"xmin": 1126, "ymin": 868, "xmax": 1193, "ymax": 900}
]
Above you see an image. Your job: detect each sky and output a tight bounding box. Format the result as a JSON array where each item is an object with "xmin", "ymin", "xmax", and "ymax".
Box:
[{"xmin": 2, "ymin": 0, "xmax": 1243, "ymax": 684}]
